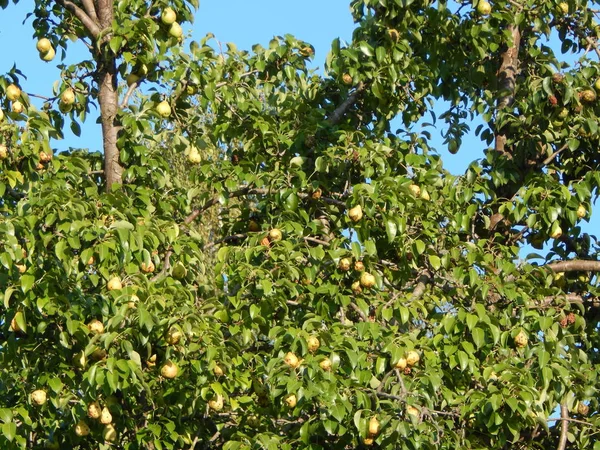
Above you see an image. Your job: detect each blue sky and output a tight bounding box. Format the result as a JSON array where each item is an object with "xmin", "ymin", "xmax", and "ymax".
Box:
[{"xmin": 0, "ymin": 1, "xmax": 597, "ymax": 238}]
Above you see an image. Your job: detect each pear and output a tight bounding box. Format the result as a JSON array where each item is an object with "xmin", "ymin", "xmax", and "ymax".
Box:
[
  {"xmin": 75, "ymin": 420, "xmax": 90, "ymax": 436},
  {"xmin": 169, "ymin": 22, "xmax": 183, "ymax": 39},
  {"xmin": 6, "ymin": 84, "xmax": 21, "ymax": 101},
  {"xmin": 31, "ymin": 389, "xmax": 47, "ymax": 406},
  {"xmin": 161, "ymin": 360, "xmax": 179, "ymax": 378},
  {"xmin": 161, "ymin": 7, "xmax": 177, "ymax": 25},
  {"xmin": 100, "ymin": 407, "xmax": 112, "ymax": 424},
  {"xmin": 319, "ymin": 358, "xmax": 332, "ymax": 371},
  {"xmin": 103, "ymin": 423, "xmax": 117, "ymax": 442},
  {"xmin": 406, "ymin": 350, "xmax": 420, "ymax": 366},
  {"xmin": 87, "ymin": 319, "xmax": 105, "ymax": 334},
  {"xmin": 107, "ymin": 276, "xmax": 122, "ymax": 290},
  {"xmin": 268, "ymin": 228, "xmax": 282, "ymax": 242},
  {"xmin": 307, "ymin": 336, "xmax": 320, "ymax": 353},
  {"xmin": 285, "ymin": 394, "xmax": 297, "ymax": 408},
  {"xmin": 36, "ymin": 38, "xmax": 52, "ymax": 53},
  {"xmin": 368, "ymin": 416, "xmax": 380, "ymax": 436},
  {"xmin": 360, "ymin": 272, "xmax": 376, "ymax": 288},
  {"xmin": 283, "ymin": 352, "xmax": 300, "ymax": 369},
  {"xmin": 187, "ymin": 146, "xmax": 201, "ymax": 164},
  {"xmin": 87, "ymin": 402, "xmax": 101, "ymax": 419},
  {"xmin": 347, "ymin": 205, "xmax": 363, "ymax": 222},
  {"xmin": 156, "ymin": 100, "xmax": 171, "ymax": 118},
  {"xmin": 208, "ymin": 394, "xmax": 224, "ymax": 411}
]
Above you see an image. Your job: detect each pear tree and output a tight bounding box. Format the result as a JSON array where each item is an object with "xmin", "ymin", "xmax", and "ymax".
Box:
[{"xmin": 2, "ymin": 0, "xmax": 600, "ymax": 449}]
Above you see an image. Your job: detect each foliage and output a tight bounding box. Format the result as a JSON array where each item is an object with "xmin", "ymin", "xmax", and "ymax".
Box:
[{"xmin": 1, "ymin": 0, "xmax": 600, "ymax": 449}]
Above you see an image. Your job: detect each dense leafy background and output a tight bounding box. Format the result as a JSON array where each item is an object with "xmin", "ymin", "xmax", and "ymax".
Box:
[{"xmin": 1, "ymin": 0, "xmax": 600, "ymax": 449}]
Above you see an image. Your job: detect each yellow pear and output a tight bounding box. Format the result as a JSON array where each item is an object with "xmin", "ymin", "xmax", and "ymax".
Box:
[
  {"xmin": 368, "ymin": 416, "xmax": 380, "ymax": 436},
  {"xmin": 307, "ymin": 336, "xmax": 320, "ymax": 353},
  {"xmin": 37, "ymin": 38, "xmax": 52, "ymax": 53},
  {"xmin": 285, "ymin": 394, "xmax": 297, "ymax": 408},
  {"xmin": 577, "ymin": 204, "xmax": 586, "ymax": 219},
  {"xmin": 103, "ymin": 423, "xmax": 117, "ymax": 442},
  {"xmin": 213, "ymin": 365, "xmax": 224, "ymax": 377},
  {"xmin": 406, "ymin": 350, "xmax": 420, "ymax": 366},
  {"xmin": 319, "ymin": 358, "xmax": 332, "ymax": 371},
  {"xmin": 360, "ymin": 272, "xmax": 376, "ymax": 288},
  {"xmin": 75, "ymin": 420, "xmax": 90, "ymax": 436},
  {"xmin": 61, "ymin": 88, "xmax": 75, "ymax": 105},
  {"xmin": 338, "ymin": 258, "xmax": 351, "ymax": 271},
  {"xmin": 161, "ymin": 7, "xmax": 177, "ymax": 25},
  {"xmin": 187, "ymin": 146, "xmax": 201, "ymax": 164},
  {"xmin": 100, "ymin": 407, "xmax": 112, "ymax": 424},
  {"xmin": 41, "ymin": 47, "xmax": 56, "ymax": 62},
  {"xmin": 87, "ymin": 319, "xmax": 105, "ymax": 334},
  {"xmin": 268, "ymin": 228, "xmax": 282, "ymax": 241},
  {"xmin": 6, "ymin": 84, "xmax": 21, "ymax": 101},
  {"xmin": 161, "ymin": 360, "xmax": 179, "ymax": 378},
  {"xmin": 283, "ymin": 352, "xmax": 300, "ymax": 368},
  {"xmin": 156, "ymin": 100, "xmax": 171, "ymax": 117},
  {"xmin": 12, "ymin": 101, "xmax": 24, "ymax": 114},
  {"xmin": 166, "ymin": 327, "xmax": 182, "ymax": 345},
  {"xmin": 107, "ymin": 276, "xmax": 122, "ymax": 291},
  {"xmin": 477, "ymin": 0, "xmax": 492, "ymax": 15},
  {"xmin": 31, "ymin": 389, "xmax": 47, "ymax": 406},
  {"xmin": 348, "ymin": 205, "xmax": 363, "ymax": 222},
  {"xmin": 169, "ymin": 22, "xmax": 183, "ymax": 39},
  {"xmin": 87, "ymin": 401, "xmax": 101, "ymax": 419},
  {"xmin": 208, "ymin": 394, "xmax": 224, "ymax": 411},
  {"xmin": 514, "ymin": 330, "xmax": 528, "ymax": 348},
  {"xmin": 409, "ymin": 184, "xmax": 421, "ymax": 197},
  {"xmin": 394, "ymin": 357, "xmax": 407, "ymax": 369}
]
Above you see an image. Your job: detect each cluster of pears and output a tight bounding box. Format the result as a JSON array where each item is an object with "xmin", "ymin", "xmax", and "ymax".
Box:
[
  {"xmin": 5, "ymin": 84, "xmax": 24, "ymax": 114},
  {"xmin": 75, "ymin": 399, "xmax": 117, "ymax": 442},
  {"xmin": 36, "ymin": 38, "xmax": 55, "ymax": 61},
  {"xmin": 161, "ymin": 7, "xmax": 183, "ymax": 40}
]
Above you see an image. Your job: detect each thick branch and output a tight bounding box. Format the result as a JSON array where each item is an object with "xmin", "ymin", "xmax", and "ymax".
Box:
[
  {"xmin": 494, "ymin": 25, "xmax": 521, "ymax": 154},
  {"xmin": 54, "ymin": 0, "xmax": 100, "ymax": 37},
  {"xmin": 81, "ymin": 0, "xmax": 98, "ymax": 22},
  {"xmin": 557, "ymin": 402, "xmax": 569, "ymax": 450},
  {"xmin": 327, "ymin": 82, "xmax": 365, "ymax": 125},
  {"xmin": 547, "ymin": 260, "xmax": 600, "ymax": 273}
]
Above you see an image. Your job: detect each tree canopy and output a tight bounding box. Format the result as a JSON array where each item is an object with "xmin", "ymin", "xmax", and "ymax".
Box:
[{"xmin": 1, "ymin": 0, "xmax": 600, "ymax": 449}]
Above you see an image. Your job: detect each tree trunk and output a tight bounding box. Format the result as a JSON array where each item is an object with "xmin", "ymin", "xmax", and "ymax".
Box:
[
  {"xmin": 97, "ymin": 59, "xmax": 123, "ymax": 190},
  {"xmin": 494, "ymin": 24, "xmax": 521, "ymax": 155},
  {"xmin": 96, "ymin": 0, "xmax": 123, "ymax": 191}
]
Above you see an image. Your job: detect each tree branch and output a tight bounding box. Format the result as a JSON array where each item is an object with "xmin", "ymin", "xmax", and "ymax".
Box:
[
  {"xmin": 150, "ymin": 250, "xmax": 172, "ymax": 282},
  {"xmin": 54, "ymin": 0, "xmax": 101, "ymax": 37},
  {"xmin": 80, "ymin": 0, "xmax": 98, "ymax": 22},
  {"xmin": 120, "ymin": 80, "xmax": 140, "ymax": 109},
  {"xmin": 547, "ymin": 260, "xmax": 600, "ymax": 273},
  {"xmin": 557, "ymin": 402, "xmax": 569, "ymax": 450},
  {"xmin": 182, "ymin": 187, "xmax": 346, "ymax": 226},
  {"xmin": 327, "ymin": 82, "xmax": 365, "ymax": 126}
]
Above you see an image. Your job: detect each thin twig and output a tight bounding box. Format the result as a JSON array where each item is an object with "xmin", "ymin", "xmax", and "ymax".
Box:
[
  {"xmin": 150, "ymin": 250, "xmax": 172, "ymax": 282},
  {"xmin": 541, "ymin": 142, "xmax": 569, "ymax": 167},
  {"xmin": 557, "ymin": 402, "xmax": 569, "ymax": 450},
  {"xmin": 120, "ymin": 80, "xmax": 141, "ymax": 109}
]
